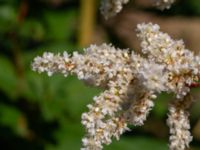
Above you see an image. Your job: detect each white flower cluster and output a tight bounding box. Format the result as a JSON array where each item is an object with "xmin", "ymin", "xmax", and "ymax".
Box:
[
  {"xmin": 100, "ymin": 0, "xmax": 129, "ymax": 19},
  {"xmin": 100, "ymin": 0, "xmax": 176, "ymax": 19},
  {"xmin": 155, "ymin": 0, "xmax": 176, "ymax": 10},
  {"xmin": 167, "ymin": 95, "xmax": 193, "ymax": 150},
  {"xmin": 32, "ymin": 52, "xmax": 72, "ymax": 77},
  {"xmin": 136, "ymin": 23, "xmax": 200, "ymax": 98},
  {"xmin": 32, "ymin": 23, "xmax": 199, "ymax": 150}
]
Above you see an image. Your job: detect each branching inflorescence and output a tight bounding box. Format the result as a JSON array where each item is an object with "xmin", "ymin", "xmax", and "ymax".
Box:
[
  {"xmin": 32, "ymin": 0, "xmax": 196, "ymax": 150},
  {"xmin": 101, "ymin": 0, "xmax": 176, "ymax": 19},
  {"xmin": 32, "ymin": 22, "xmax": 200, "ymax": 150}
]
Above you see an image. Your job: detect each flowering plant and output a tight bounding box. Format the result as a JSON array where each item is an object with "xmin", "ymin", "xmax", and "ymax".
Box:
[{"xmin": 32, "ymin": 0, "xmax": 199, "ymax": 150}]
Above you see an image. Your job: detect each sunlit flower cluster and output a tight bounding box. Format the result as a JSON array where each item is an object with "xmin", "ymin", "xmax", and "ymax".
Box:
[
  {"xmin": 100, "ymin": 0, "xmax": 176, "ymax": 19},
  {"xmin": 32, "ymin": 23, "xmax": 199, "ymax": 150}
]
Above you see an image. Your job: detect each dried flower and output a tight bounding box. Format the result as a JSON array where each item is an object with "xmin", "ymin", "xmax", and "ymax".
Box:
[{"xmin": 32, "ymin": 23, "xmax": 199, "ymax": 150}]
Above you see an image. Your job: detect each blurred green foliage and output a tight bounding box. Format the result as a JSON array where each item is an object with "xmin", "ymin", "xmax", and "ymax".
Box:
[{"xmin": 0, "ymin": 0, "xmax": 200, "ymax": 150}]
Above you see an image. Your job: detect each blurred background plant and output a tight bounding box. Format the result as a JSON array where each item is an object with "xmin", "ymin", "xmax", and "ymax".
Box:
[{"xmin": 1, "ymin": 0, "xmax": 200, "ymax": 150}]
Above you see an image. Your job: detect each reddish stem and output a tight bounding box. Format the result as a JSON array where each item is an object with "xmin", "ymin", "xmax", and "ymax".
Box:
[{"xmin": 187, "ymin": 82, "xmax": 200, "ymax": 88}]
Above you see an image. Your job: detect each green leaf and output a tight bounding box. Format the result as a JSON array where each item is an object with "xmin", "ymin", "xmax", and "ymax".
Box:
[
  {"xmin": 105, "ymin": 136, "xmax": 167, "ymax": 150},
  {"xmin": 0, "ymin": 5, "xmax": 17, "ymax": 32},
  {"xmin": 0, "ymin": 104, "xmax": 28, "ymax": 137},
  {"xmin": 44, "ymin": 10, "xmax": 77, "ymax": 41},
  {"xmin": 190, "ymin": 87, "xmax": 200, "ymax": 119},
  {"xmin": 0, "ymin": 55, "xmax": 17, "ymax": 99},
  {"xmin": 62, "ymin": 76, "xmax": 102, "ymax": 120},
  {"xmin": 188, "ymin": 0, "xmax": 200, "ymax": 14},
  {"xmin": 38, "ymin": 75, "xmax": 101, "ymax": 121},
  {"xmin": 153, "ymin": 93, "xmax": 171, "ymax": 118},
  {"xmin": 19, "ymin": 19, "xmax": 45, "ymax": 41},
  {"xmin": 23, "ymin": 71, "xmax": 46, "ymax": 102},
  {"xmin": 45, "ymin": 121, "xmax": 83, "ymax": 150}
]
